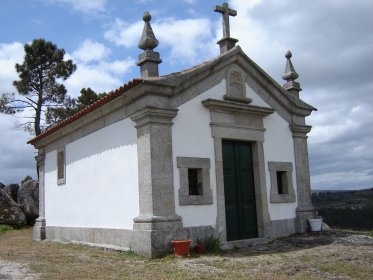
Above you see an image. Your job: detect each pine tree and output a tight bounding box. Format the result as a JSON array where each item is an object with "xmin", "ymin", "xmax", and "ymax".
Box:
[{"xmin": 0, "ymin": 39, "xmax": 76, "ymax": 135}]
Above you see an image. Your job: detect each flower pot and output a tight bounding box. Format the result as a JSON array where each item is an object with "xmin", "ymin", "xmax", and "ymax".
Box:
[
  {"xmin": 308, "ymin": 218, "xmax": 323, "ymax": 232},
  {"xmin": 195, "ymin": 244, "xmax": 205, "ymax": 254},
  {"xmin": 171, "ymin": 240, "xmax": 191, "ymax": 257}
]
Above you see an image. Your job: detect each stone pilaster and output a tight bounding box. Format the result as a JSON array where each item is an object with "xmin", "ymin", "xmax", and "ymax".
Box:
[
  {"xmin": 130, "ymin": 107, "xmax": 182, "ymax": 231},
  {"xmin": 130, "ymin": 107, "xmax": 184, "ymax": 257},
  {"xmin": 33, "ymin": 151, "xmax": 46, "ymax": 240},
  {"xmin": 291, "ymin": 124, "xmax": 316, "ymax": 232}
]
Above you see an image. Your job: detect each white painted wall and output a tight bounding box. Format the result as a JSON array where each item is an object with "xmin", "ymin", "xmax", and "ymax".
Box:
[
  {"xmin": 263, "ymin": 112, "xmax": 298, "ymax": 220},
  {"xmin": 172, "ymin": 80, "xmax": 298, "ymax": 226},
  {"xmin": 172, "ymin": 81, "xmax": 226, "ymax": 227},
  {"xmin": 247, "ymin": 83, "xmax": 298, "ymax": 220},
  {"xmin": 44, "ymin": 118, "xmax": 139, "ymax": 229}
]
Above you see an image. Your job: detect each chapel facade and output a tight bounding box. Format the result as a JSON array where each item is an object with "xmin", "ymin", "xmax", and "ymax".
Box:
[{"xmin": 29, "ymin": 3, "xmax": 316, "ymax": 257}]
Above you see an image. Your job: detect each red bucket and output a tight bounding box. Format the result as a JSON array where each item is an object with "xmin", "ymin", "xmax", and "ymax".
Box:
[{"xmin": 171, "ymin": 240, "xmax": 191, "ymax": 256}]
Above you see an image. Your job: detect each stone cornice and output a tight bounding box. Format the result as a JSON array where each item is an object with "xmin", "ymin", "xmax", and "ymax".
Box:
[
  {"xmin": 35, "ymin": 154, "xmax": 45, "ymax": 166},
  {"xmin": 290, "ymin": 124, "xmax": 312, "ymax": 138},
  {"xmin": 202, "ymin": 98, "xmax": 274, "ymax": 117},
  {"xmin": 130, "ymin": 107, "xmax": 178, "ymax": 128},
  {"xmin": 30, "ymin": 83, "xmax": 174, "ymax": 149}
]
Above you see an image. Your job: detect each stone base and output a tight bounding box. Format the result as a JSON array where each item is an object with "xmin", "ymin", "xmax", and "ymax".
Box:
[
  {"xmin": 295, "ymin": 207, "xmax": 317, "ymax": 233},
  {"xmin": 271, "ymin": 218, "xmax": 296, "ymax": 238},
  {"xmin": 41, "ymin": 225, "xmax": 214, "ymax": 258},
  {"xmin": 217, "ymin": 37, "xmax": 238, "ymax": 54},
  {"xmin": 222, "ymin": 238, "xmax": 270, "ymax": 250},
  {"xmin": 133, "ymin": 214, "xmax": 183, "ymax": 230},
  {"xmin": 33, "ymin": 218, "xmax": 46, "ymax": 241},
  {"xmin": 132, "ymin": 225, "xmax": 216, "ymax": 257}
]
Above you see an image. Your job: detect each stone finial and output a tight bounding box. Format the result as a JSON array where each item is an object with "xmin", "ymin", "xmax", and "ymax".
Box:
[
  {"xmin": 282, "ymin": 50, "xmax": 302, "ymax": 98},
  {"xmin": 137, "ymin": 12, "xmax": 162, "ymax": 78},
  {"xmin": 138, "ymin": 12, "xmax": 159, "ymax": 50},
  {"xmin": 214, "ymin": 2, "xmax": 238, "ymax": 54}
]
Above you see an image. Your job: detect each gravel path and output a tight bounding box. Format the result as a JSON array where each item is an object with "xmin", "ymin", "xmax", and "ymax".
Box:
[{"xmin": 0, "ymin": 260, "xmax": 37, "ymax": 280}]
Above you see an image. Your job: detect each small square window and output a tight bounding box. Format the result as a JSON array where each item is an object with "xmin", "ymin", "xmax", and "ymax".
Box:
[
  {"xmin": 268, "ymin": 162, "xmax": 295, "ymax": 203},
  {"xmin": 177, "ymin": 157, "xmax": 213, "ymax": 205},
  {"xmin": 188, "ymin": 168, "xmax": 203, "ymax": 195}
]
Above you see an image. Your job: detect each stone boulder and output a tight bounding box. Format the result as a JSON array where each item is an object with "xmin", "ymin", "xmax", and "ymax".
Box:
[
  {"xmin": 4, "ymin": 184, "xmax": 20, "ymax": 203},
  {"xmin": 0, "ymin": 182, "xmax": 4, "ymax": 189},
  {"xmin": 0, "ymin": 187, "xmax": 27, "ymax": 226},
  {"xmin": 18, "ymin": 180, "xmax": 39, "ymax": 225}
]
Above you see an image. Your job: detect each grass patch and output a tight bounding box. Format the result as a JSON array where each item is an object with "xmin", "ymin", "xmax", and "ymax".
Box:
[
  {"xmin": 0, "ymin": 224, "xmax": 14, "ymax": 234},
  {"xmin": 0, "ymin": 228, "xmax": 372, "ymax": 280}
]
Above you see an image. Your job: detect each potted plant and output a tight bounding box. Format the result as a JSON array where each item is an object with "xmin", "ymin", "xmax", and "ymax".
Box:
[
  {"xmin": 195, "ymin": 238, "xmax": 205, "ymax": 254},
  {"xmin": 308, "ymin": 216, "xmax": 323, "ymax": 232},
  {"xmin": 171, "ymin": 239, "xmax": 191, "ymax": 257}
]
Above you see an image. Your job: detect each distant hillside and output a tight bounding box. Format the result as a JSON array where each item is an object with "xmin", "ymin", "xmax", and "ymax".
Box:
[{"xmin": 312, "ymin": 188, "xmax": 373, "ymax": 230}]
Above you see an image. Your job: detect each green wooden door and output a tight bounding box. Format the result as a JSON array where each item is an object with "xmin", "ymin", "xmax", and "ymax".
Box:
[{"xmin": 222, "ymin": 140, "xmax": 258, "ymax": 241}]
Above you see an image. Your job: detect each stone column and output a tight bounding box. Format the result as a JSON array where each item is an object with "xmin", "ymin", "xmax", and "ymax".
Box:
[
  {"xmin": 33, "ymin": 151, "xmax": 46, "ymax": 240},
  {"xmin": 291, "ymin": 124, "xmax": 316, "ymax": 232},
  {"xmin": 130, "ymin": 107, "xmax": 182, "ymax": 231}
]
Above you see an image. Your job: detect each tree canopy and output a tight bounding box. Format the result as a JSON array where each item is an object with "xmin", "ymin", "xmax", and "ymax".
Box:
[
  {"xmin": 0, "ymin": 39, "xmax": 76, "ymax": 135},
  {"xmin": 45, "ymin": 87, "xmax": 106, "ymax": 126}
]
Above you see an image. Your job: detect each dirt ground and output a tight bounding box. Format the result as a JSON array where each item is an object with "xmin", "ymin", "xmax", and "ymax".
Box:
[
  {"xmin": 0, "ymin": 259, "xmax": 38, "ymax": 280},
  {"xmin": 0, "ymin": 228, "xmax": 372, "ymax": 280}
]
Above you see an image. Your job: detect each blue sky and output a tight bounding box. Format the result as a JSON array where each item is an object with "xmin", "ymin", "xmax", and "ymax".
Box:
[{"xmin": 1, "ymin": 0, "xmax": 373, "ymax": 190}]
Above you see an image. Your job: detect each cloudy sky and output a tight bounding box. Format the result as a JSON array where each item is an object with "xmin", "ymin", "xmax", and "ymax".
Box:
[{"xmin": 0, "ymin": 0, "xmax": 372, "ymax": 190}]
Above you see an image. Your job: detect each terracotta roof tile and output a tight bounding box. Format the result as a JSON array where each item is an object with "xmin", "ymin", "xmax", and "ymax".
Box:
[{"xmin": 28, "ymin": 78, "xmax": 143, "ymax": 145}]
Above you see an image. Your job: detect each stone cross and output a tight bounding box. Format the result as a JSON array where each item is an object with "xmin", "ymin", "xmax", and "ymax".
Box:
[{"xmin": 214, "ymin": 2, "xmax": 237, "ymax": 38}]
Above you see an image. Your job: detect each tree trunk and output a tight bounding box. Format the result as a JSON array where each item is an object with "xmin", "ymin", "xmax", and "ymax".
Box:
[{"xmin": 35, "ymin": 98, "xmax": 42, "ymax": 136}]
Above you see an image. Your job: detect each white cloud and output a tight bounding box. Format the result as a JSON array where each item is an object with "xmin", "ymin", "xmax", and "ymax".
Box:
[
  {"xmin": 104, "ymin": 19, "xmax": 143, "ymax": 48},
  {"xmin": 65, "ymin": 58, "xmax": 135, "ymax": 95},
  {"xmin": 0, "ymin": 115, "xmax": 37, "ymax": 185},
  {"xmin": 0, "ymin": 42, "xmax": 24, "ymax": 92},
  {"xmin": 135, "ymin": 0, "xmax": 155, "ymax": 4},
  {"xmin": 312, "ymin": 170, "xmax": 373, "ymax": 191},
  {"xmin": 98, "ymin": 59, "xmax": 135, "ymax": 75},
  {"xmin": 183, "ymin": 0, "xmax": 197, "ymax": 4},
  {"xmin": 104, "ymin": 17, "xmax": 218, "ymax": 64},
  {"xmin": 72, "ymin": 39, "xmax": 111, "ymax": 63},
  {"xmin": 66, "ymin": 40, "xmax": 135, "ymax": 95},
  {"xmin": 46, "ymin": 0, "xmax": 107, "ymax": 13},
  {"xmin": 155, "ymin": 17, "xmax": 217, "ymax": 63}
]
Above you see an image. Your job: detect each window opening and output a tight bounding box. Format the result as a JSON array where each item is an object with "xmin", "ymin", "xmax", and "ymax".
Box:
[
  {"xmin": 57, "ymin": 149, "xmax": 65, "ymax": 184},
  {"xmin": 276, "ymin": 171, "xmax": 287, "ymax": 194},
  {"xmin": 188, "ymin": 168, "xmax": 203, "ymax": 195}
]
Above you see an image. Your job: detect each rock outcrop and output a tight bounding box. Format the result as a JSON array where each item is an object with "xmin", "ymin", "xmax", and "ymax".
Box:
[
  {"xmin": 4, "ymin": 184, "xmax": 19, "ymax": 203},
  {"xmin": 0, "ymin": 187, "xmax": 27, "ymax": 226},
  {"xmin": 18, "ymin": 180, "xmax": 39, "ymax": 225}
]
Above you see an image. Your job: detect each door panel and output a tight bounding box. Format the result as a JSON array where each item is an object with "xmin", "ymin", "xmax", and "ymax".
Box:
[{"xmin": 223, "ymin": 140, "xmax": 258, "ymax": 241}]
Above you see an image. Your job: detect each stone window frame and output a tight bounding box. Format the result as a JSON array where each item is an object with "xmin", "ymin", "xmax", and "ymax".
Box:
[
  {"xmin": 176, "ymin": 157, "xmax": 213, "ymax": 205},
  {"xmin": 57, "ymin": 146, "xmax": 66, "ymax": 185},
  {"xmin": 268, "ymin": 162, "xmax": 296, "ymax": 203}
]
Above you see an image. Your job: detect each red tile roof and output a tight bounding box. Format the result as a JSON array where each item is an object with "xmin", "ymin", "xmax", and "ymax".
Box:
[{"xmin": 28, "ymin": 78, "xmax": 143, "ymax": 145}]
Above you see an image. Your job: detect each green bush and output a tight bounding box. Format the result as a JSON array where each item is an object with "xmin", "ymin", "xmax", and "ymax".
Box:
[
  {"xmin": 0, "ymin": 224, "xmax": 14, "ymax": 234},
  {"xmin": 202, "ymin": 235, "xmax": 221, "ymax": 253}
]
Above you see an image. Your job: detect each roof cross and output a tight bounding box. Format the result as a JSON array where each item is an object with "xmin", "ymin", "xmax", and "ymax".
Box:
[{"xmin": 214, "ymin": 2, "xmax": 237, "ymax": 38}]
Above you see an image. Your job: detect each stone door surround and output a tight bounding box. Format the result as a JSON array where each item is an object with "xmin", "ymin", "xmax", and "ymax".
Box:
[{"xmin": 202, "ymin": 98, "xmax": 274, "ymax": 242}]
